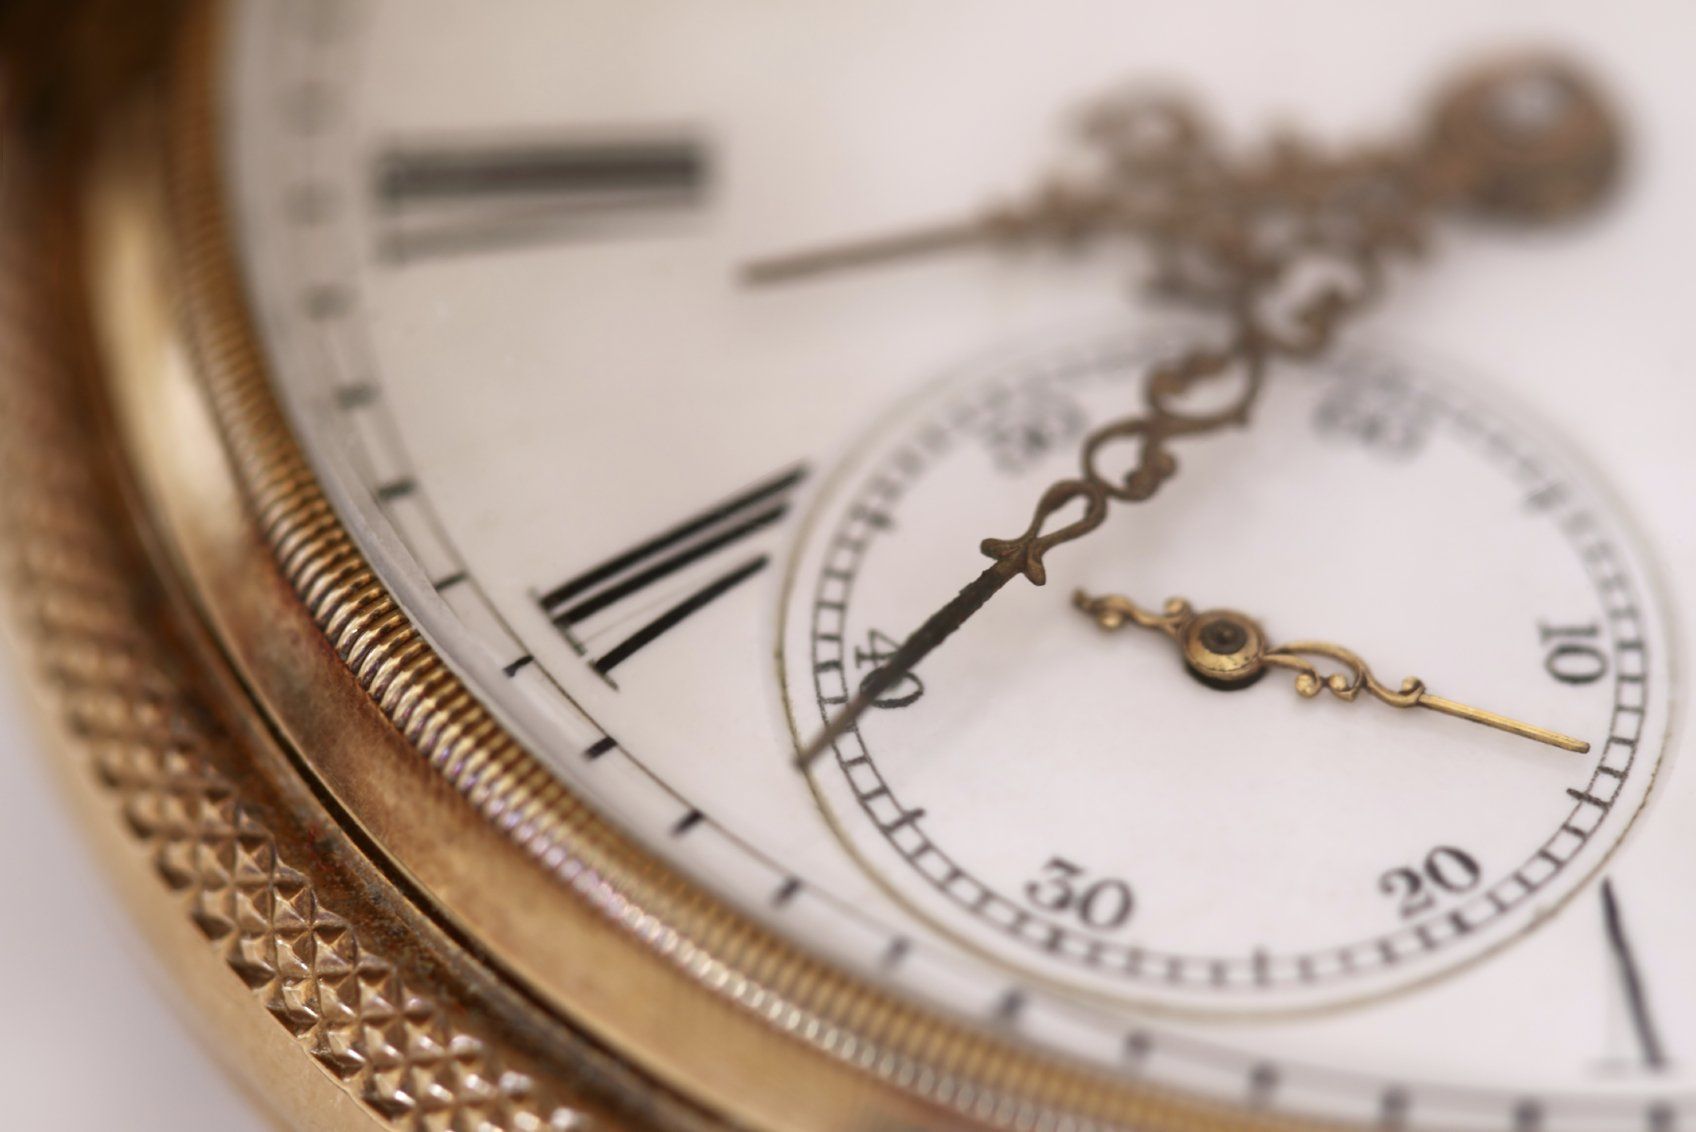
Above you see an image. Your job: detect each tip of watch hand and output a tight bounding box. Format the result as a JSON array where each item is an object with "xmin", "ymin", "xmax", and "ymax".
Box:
[{"xmin": 795, "ymin": 713, "xmax": 854, "ymax": 768}]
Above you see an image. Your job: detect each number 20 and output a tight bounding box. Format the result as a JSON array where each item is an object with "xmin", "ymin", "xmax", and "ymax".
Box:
[{"xmin": 1379, "ymin": 846, "xmax": 1481, "ymax": 919}]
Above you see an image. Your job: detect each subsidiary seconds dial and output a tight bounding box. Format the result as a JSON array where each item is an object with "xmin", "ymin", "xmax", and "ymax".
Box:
[{"xmin": 779, "ymin": 327, "xmax": 1672, "ymax": 1014}]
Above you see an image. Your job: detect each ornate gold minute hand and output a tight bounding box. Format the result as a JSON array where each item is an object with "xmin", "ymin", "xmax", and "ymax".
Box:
[
  {"xmin": 794, "ymin": 56, "xmax": 1619, "ymax": 769},
  {"xmin": 743, "ymin": 181, "xmax": 1119, "ymax": 286},
  {"xmin": 1074, "ymin": 593, "xmax": 1589, "ymax": 753},
  {"xmin": 748, "ymin": 56, "xmax": 1617, "ymax": 290}
]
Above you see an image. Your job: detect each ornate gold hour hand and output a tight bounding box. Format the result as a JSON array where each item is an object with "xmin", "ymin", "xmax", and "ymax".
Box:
[
  {"xmin": 1074, "ymin": 592, "xmax": 1590, "ymax": 753},
  {"xmin": 793, "ymin": 56, "xmax": 1619, "ymax": 769}
]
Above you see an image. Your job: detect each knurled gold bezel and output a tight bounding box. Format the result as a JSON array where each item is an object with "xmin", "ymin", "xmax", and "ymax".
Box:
[
  {"xmin": 35, "ymin": 2, "xmax": 1349, "ymax": 1129},
  {"xmin": 0, "ymin": 42, "xmax": 714, "ymax": 1132}
]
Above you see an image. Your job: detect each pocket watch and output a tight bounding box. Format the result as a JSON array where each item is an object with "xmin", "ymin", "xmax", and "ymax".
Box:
[{"xmin": 3, "ymin": 2, "xmax": 1693, "ymax": 1130}]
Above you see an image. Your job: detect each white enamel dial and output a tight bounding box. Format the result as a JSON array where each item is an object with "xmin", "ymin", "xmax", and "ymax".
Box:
[{"xmin": 227, "ymin": 1, "xmax": 1696, "ymax": 1128}]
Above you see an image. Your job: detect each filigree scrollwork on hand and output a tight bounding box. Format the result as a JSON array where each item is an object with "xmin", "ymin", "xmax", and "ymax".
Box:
[
  {"xmin": 976, "ymin": 80, "xmax": 1458, "ymax": 574},
  {"xmin": 1073, "ymin": 592, "xmax": 1192, "ymax": 635},
  {"xmin": 980, "ymin": 478, "xmax": 1109, "ymax": 585},
  {"xmin": 1261, "ymin": 641, "xmax": 1426, "ymax": 708}
]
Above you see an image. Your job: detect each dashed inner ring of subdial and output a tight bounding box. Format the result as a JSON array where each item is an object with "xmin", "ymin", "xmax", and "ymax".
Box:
[{"xmin": 803, "ymin": 342, "xmax": 1655, "ymax": 995}]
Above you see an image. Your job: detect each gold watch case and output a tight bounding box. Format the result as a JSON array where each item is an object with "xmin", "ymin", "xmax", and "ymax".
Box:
[{"xmin": 0, "ymin": 6, "xmax": 1322, "ymax": 1131}]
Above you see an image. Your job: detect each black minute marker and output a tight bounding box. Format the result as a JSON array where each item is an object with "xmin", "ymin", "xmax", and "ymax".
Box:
[{"xmin": 1602, "ymin": 879, "xmax": 1668, "ymax": 1070}]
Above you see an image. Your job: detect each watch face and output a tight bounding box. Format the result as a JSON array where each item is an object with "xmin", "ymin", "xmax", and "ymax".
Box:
[{"xmin": 225, "ymin": 2, "xmax": 1693, "ymax": 1128}]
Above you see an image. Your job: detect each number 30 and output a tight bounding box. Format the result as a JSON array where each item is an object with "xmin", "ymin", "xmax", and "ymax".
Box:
[{"xmin": 1024, "ymin": 857, "xmax": 1135, "ymax": 931}]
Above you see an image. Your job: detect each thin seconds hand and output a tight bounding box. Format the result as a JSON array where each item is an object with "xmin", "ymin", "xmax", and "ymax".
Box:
[{"xmin": 801, "ymin": 559, "xmax": 1022, "ymax": 765}]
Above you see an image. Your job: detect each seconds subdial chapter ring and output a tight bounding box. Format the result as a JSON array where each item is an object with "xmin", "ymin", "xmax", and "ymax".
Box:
[{"xmin": 779, "ymin": 330, "xmax": 1667, "ymax": 1013}]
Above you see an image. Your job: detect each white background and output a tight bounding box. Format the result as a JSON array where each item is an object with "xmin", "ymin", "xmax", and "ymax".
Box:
[{"xmin": 0, "ymin": 652, "xmax": 265, "ymax": 1130}]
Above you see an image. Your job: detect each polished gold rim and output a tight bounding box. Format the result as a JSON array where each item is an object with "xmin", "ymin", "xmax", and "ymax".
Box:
[{"xmin": 53, "ymin": 3, "xmax": 1345, "ymax": 1129}]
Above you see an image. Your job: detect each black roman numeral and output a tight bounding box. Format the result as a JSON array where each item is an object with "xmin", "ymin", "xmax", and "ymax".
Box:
[
  {"xmin": 374, "ymin": 131, "xmax": 708, "ymax": 262},
  {"xmin": 538, "ymin": 465, "xmax": 807, "ymax": 680}
]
